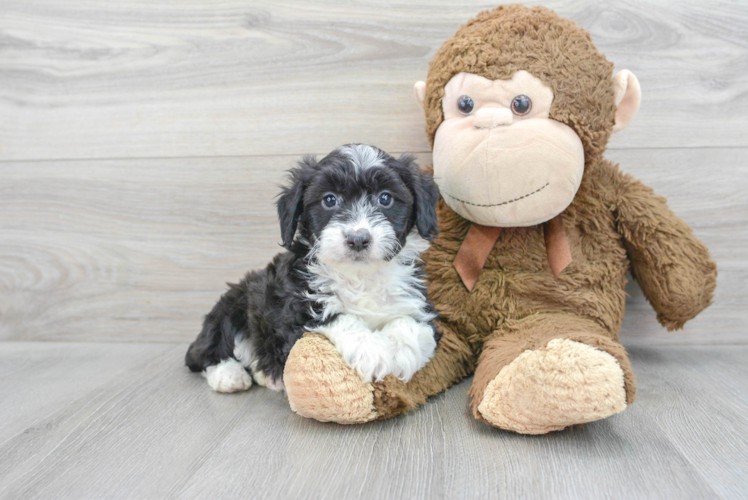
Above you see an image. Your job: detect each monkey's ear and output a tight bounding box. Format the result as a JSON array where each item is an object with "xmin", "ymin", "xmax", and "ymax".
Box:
[
  {"xmin": 612, "ymin": 70, "xmax": 641, "ymax": 133},
  {"xmin": 276, "ymin": 156, "xmax": 316, "ymax": 248},
  {"xmin": 398, "ymin": 154, "xmax": 440, "ymax": 240},
  {"xmin": 414, "ymin": 81, "xmax": 427, "ymax": 111}
]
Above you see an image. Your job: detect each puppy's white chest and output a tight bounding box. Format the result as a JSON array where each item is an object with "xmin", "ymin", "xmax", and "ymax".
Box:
[
  {"xmin": 305, "ymin": 231, "xmax": 438, "ymax": 383},
  {"xmin": 310, "ymin": 254, "xmax": 432, "ymax": 330},
  {"xmin": 334, "ymin": 280, "xmax": 400, "ymax": 329}
]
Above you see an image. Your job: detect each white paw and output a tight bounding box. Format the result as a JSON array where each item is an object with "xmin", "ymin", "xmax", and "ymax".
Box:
[
  {"xmin": 380, "ymin": 317, "xmax": 436, "ymax": 382},
  {"xmin": 312, "ymin": 314, "xmax": 393, "ymax": 383},
  {"xmin": 338, "ymin": 331, "xmax": 394, "ymax": 383},
  {"xmin": 252, "ymin": 369, "xmax": 285, "ymax": 392},
  {"xmin": 203, "ymin": 359, "xmax": 253, "ymax": 393}
]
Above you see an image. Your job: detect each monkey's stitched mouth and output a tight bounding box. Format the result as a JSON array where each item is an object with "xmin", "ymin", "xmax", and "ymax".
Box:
[{"xmin": 443, "ymin": 182, "xmax": 550, "ymax": 208}]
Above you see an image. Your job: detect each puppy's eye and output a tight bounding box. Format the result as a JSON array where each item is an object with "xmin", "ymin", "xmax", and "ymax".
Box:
[
  {"xmin": 511, "ymin": 95, "xmax": 532, "ymax": 116},
  {"xmin": 377, "ymin": 192, "xmax": 393, "ymax": 207},
  {"xmin": 322, "ymin": 194, "xmax": 338, "ymax": 209},
  {"xmin": 457, "ymin": 95, "xmax": 474, "ymax": 115}
]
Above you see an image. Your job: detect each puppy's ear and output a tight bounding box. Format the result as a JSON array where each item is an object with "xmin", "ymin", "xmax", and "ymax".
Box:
[
  {"xmin": 397, "ymin": 154, "xmax": 440, "ymax": 240},
  {"xmin": 276, "ymin": 156, "xmax": 316, "ymax": 248}
]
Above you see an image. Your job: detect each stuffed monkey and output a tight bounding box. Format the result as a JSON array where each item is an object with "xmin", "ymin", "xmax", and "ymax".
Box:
[{"xmin": 282, "ymin": 5, "xmax": 717, "ymax": 433}]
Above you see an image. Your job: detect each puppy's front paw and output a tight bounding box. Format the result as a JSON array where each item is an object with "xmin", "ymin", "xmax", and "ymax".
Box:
[
  {"xmin": 204, "ymin": 359, "xmax": 253, "ymax": 393},
  {"xmin": 339, "ymin": 332, "xmax": 393, "ymax": 383},
  {"xmin": 380, "ymin": 317, "xmax": 437, "ymax": 382},
  {"xmin": 312, "ymin": 314, "xmax": 393, "ymax": 383}
]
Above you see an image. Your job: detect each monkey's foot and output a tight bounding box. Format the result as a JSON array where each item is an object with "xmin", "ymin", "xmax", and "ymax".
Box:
[
  {"xmin": 284, "ymin": 333, "xmax": 378, "ymax": 424},
  {"xmin": 477, "ymin": 339, "xmax": 627, "ymax": 434}
]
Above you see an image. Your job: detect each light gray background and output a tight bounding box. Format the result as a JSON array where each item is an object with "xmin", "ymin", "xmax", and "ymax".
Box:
[{"xmin": 1, "ymin": 1, "xmax": 746, "ymax": 498}]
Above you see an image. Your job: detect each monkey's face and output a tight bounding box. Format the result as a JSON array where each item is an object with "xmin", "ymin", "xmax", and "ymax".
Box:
[{"xmin": 432, "ymin": 71, "xmax": 584, "ymax": 227}]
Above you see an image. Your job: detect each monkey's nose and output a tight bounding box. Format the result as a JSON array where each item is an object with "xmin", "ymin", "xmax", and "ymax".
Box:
[
  {"xmin": 346, "ymin": 229, "xmax": 371, "ymax": 252},
  {"xmin": 473, "ymin": 108, "xmax": 513, "ymax": 129}
]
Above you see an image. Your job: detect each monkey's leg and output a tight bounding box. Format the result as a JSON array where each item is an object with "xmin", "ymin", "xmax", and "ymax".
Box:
[
  {"xmin": 469, "ymin": 313, "xmax": 636, "ymax": 435},
  {"xmin": 283, "ymin": 322, "xmax": 474, "ymax": 424}
]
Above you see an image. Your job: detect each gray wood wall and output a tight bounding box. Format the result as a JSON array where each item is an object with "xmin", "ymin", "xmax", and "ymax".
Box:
[{"xmin": 1, "ymin": 0, "xmax": 746, "ymax": 345}]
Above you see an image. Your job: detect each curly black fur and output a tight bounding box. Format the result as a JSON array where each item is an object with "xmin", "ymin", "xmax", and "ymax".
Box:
[{"xmin": 185, "ymin": 144, "xmax": 440, "ymax": 389}]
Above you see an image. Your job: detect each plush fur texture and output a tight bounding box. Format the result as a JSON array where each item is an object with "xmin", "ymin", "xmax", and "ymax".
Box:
[
  {"xmin": 423, "ymin": 4, "xmax": 617, "ymax": 167},
  {"xmin": 284, "ymin": 332, "xmax": 378, "ymax": 424},
  {"xmin": 186, "ymin": 145, "xmax": 441, "ymax": 392},
  {"xmin": 477, "ymin": 338, "xmax": 627, "ymax": 434},
  {"xmin": 431, "ymin": 70, "xmax": 586, "ymax": 227},
  {"xmin": 282, "ymin": 5, "xmax": 717, "ymax": 432}
]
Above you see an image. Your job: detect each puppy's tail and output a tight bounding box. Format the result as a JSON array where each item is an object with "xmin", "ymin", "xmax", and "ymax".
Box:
[
  {"xmin": 185, "ymin": 342, "xmax": 206, "ymax": 373},
  {"xmin": 185, "ymin": 281, "xmax": 251, "ymax": 372}
]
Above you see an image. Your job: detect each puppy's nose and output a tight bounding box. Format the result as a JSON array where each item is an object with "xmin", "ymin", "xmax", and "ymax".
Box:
[
  {"xmin": 473, "ymin": 108, "xmax": 513, "ymax": 129},
  {"xmin": 346, "ymin": 229, "xmax": 371, "ymax": 252}
]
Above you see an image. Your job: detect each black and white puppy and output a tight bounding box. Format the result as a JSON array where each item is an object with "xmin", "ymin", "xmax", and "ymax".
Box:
[{"xmin": 185, "ymin": 144, "xmax": 441, "ymax": 393}]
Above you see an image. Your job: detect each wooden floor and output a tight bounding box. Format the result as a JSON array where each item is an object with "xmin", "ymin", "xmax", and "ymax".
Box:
[
  {"xmin": 0, "ymin": 341, "xmax": 745, "ymax": 499},
  {"xmin": 2, "ymin": 0, "xmax": 748, "ymax": 498}
]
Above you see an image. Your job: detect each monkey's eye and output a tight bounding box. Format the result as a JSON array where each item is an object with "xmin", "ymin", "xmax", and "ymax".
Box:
[
  {"xmin": 377, "ymin": 192, "xmax": 393, "ymax": 207},
  {"xmin": 457, "ymin": 95, "xmax": 474, "ymax": 115},
  {"xmin": 322, "ymin": 194, "xmax": 338, "ymax": 209},
  {"xmin": 511, "ymin": 95, "xmax": 532, "ymax": 116}
]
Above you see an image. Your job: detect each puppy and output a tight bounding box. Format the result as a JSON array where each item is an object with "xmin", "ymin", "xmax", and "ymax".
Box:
[{"xmin": 185, "ymin": 144, "xmax": 441, "ymax": 393}]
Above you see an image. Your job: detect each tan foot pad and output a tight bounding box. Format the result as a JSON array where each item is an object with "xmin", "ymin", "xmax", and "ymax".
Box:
[
  {"xmin": 478, "ymin": 338, "xmax": 627, "ymax": 434},
  {"xmin": 284, "ymin": 333, "xmax": 378, "ymax": 424}
]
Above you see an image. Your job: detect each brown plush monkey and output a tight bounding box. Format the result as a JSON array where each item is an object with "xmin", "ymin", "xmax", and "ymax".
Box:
[{"xmin": 282, "ymin": 5, "xmax": 717, "ymax": 433}]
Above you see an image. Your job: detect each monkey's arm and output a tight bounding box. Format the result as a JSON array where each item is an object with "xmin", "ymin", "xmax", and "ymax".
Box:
[{"xmin": 614, "ymin": 172, "xmax": 717, "ymax": 331}]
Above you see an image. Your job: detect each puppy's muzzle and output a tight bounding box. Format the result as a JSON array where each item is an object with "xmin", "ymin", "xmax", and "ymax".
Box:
[{"xmin": 346, "ymin": 229, "xmax": 371, "ymax": 252}]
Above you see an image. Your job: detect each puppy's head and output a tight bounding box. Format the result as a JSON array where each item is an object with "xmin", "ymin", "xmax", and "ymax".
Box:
[{"xmin": 276, "ymin": 144, "xmax": 440, "ymax": 264}]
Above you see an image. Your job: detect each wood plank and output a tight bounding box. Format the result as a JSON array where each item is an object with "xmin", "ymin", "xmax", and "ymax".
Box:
[
  {"xmin": 441, "ymin": 345, "xmax": 748, "ymax": 499},
  {"xmin": 628, "ymin": 344, "xmax": 748, "ymax": 498},
  {"xmin": 175, "ymin": 387, "xmax": 446, "ymax": 500},
  {"xmin": 1, "ymin": 0, "xmax": 747, "ymax": 161},
  {"xmin": 0, "ymin": 155, "xmax": 290, "ymax": 343},
  {"xmin": 0, "ymin": 343, "xmax": 267, "ymax": 499},
  {"xmin": 0, "ymin": 147, "xmax": 745, "ymax": 344},
  {"xmin": 1, "ymin": 342, "xmax": 746, "ymax": 499},
  {"xmin": 440, "ymin": 386, "xmax": 717, "ymax": 499},
  {"xmin": 0, "ymin": 342, "xmax": 175, "ymax": 441}
]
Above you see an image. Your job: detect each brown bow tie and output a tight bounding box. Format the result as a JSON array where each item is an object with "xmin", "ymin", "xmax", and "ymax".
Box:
[{"xmin": 453, "ymin": 214, "xmax": 572, "ymax": 292}]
